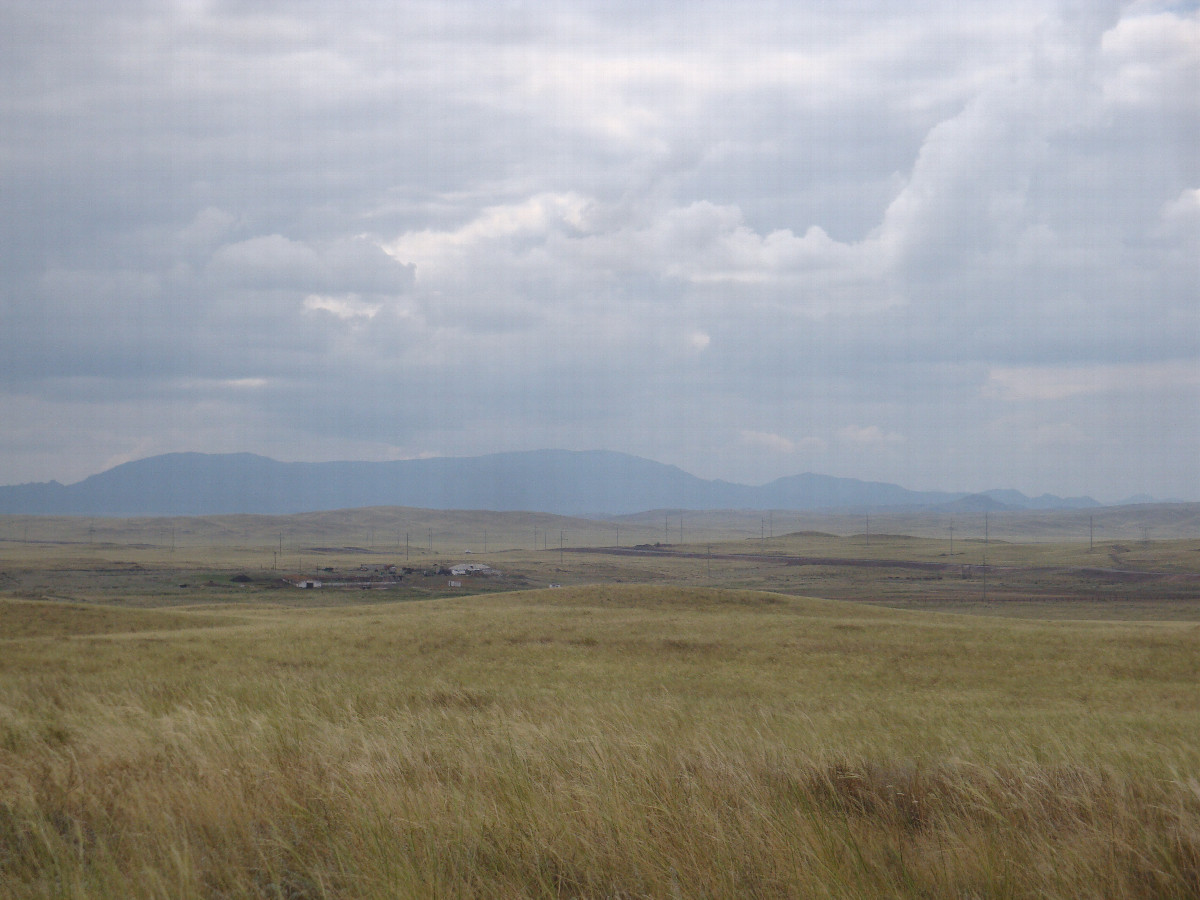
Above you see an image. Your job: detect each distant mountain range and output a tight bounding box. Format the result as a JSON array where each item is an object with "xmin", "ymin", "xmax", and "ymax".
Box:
[{"xmin": 0, "ymin": 450, "xmax": 1104, "ymax": 517}]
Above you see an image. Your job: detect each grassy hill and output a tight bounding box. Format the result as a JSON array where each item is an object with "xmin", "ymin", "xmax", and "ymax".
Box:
[
  {"xmin": 613, "ymin": 501, "xmax": 1200, "ymax": 543},
  {"xmin": 2, "ymin": 585, "xmax": 1198, "ymax": 897}
]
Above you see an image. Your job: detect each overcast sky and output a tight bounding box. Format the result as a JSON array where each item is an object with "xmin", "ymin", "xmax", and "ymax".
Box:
[{"xmin": 1, "ymin": 1, "xmax": 1197, "ymax": 501}]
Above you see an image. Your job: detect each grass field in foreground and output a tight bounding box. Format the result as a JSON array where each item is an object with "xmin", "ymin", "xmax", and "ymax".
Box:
[{"xmin": 2, "ymin": 585, "xmax": 1199, "ymax": 898}]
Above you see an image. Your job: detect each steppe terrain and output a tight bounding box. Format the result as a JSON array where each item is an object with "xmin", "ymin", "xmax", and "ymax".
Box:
[{"xmin": 2, "ymin": 506, "xmax": 1199, "ymax": 897}]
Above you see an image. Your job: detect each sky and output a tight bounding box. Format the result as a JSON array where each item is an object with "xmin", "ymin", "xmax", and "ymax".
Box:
[{"xmin": 1, "ymin": 0, "xmax": 1197, "ymax": 502}]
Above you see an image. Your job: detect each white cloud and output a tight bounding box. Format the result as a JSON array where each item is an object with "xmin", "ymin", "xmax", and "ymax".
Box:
[
  {"xmin": 983, "ymin": 361, "xmax": 1200, "ymax": 402},
  {"xmin": 837, "ymin": 426, "xmax": 905, "ymax": 446},
  {"xmin": 303, "ymin": 294, "xmax": 381, "ymax": 321},
  {"xmin": 741, "ymin": 430, "xmax": 796, "ymax": 454},
  {"xmin": 210, "ymin": 235, "xmax": 414, "ymax": 294},
  {"xmin": 386, "ymin": 194, "xmax": 897, "ymax": 323},
  {"xmin": 985, "ymin": 414, "xmax": 1091, "ymax": 450},
  {"xmin": 388, "ymin": 193, "xmax": 593, "ymax": 277},
  {"xmin": 177, "ymin": 207, "xmax": 238, "ymax": 254},
  {"xmin": 1101, "ymin": 10, "xmax": 1200, "ymax": 107},
  {"xmin": 177, "ymin": 377, "xmax": 269, "ymax": 391},
  {"xmin": 1161, "ymin": 188, "xmax": 1200, "ymax": 229}
]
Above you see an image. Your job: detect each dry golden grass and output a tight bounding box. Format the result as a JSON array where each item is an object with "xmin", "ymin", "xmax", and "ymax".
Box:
[
  {"xmin": 2, "ymin": 585, "xmax": 1200, "ymax": 897},
  {"xmin": 0, "ymin": 597, "xmax": 236, "ymax": 639}
]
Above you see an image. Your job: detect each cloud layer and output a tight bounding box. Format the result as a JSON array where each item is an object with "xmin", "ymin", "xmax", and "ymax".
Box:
[{"xmin": 1, "ymin": 0, "xmax": 1196, "ymax": 501}]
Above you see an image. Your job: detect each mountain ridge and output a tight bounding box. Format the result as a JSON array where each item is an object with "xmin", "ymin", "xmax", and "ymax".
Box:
[{"xmin": 0, "ymin": 450, "xmax": 1104, "ymax": 517}]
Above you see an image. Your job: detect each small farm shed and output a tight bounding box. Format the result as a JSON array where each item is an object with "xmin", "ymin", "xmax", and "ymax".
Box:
[{"xmin": 283, "ymin": 576, "xmax": 322, "ymax": 589}]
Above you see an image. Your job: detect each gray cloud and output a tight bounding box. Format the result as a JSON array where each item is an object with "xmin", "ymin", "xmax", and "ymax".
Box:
[{"xmin": 1, "ymin": 0, "xmax": 1196, "ymax": 501}]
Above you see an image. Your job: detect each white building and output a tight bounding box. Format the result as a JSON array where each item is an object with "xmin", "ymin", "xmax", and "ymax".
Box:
[
  {"xmin": 283, "ymin": 576, "xmax": 322, "ymax": 589},
  {"xmin": 449, "ymin": 563, "xmax": 497, "ymax": 576}
]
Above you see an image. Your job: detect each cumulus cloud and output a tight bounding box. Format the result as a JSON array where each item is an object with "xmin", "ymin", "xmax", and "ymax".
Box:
[{"xmin": 386, "ymin": 193, "xmax": 897, "ymax": 327}]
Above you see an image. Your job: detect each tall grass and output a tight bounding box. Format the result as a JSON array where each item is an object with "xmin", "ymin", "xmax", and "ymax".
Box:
[{"xmin": 2, "ymin": 587, "xmax": 1199, "ymax": 897}]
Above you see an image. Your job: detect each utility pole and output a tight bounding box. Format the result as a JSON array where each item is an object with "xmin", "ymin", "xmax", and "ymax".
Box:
[
  {"xmin": 560, "ymin": 530, "xmax": 564, "ymax": 565},
  {"xmin": 1089, "ymin": 515, "xmax": 1094, "ymax": 552},
  {"xmin": 865, "ymin": 513, "xmax": 870, "ymax": 550},
  {"xmin": 984, "ymin": 512, "xmax": 989, "ymax": 546},
  {"xmin": 406, "ymin": 533, "xmax": 410, "ymax": 561},
  {"xmin": 982, "ymin": 551, "xmax": 988, "ymax": 604},
  {"xmin": 949, "ymin": 521, "xmax": 954, "ymax": 557},
  {"xmin": 679, "ymin": 514, "xmax": 683, "ymax": 545},
  {"xmin": 665, "ymin": 514, "xmax": 669, "ymax": 545}
]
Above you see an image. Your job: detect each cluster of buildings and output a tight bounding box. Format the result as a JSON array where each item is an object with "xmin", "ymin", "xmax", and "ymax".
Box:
[{"xmin": 282, "ymin": 561, "xmax": 499, "ymax": 590}]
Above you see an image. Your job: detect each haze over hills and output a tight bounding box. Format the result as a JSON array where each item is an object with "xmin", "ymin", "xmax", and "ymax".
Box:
[{"xmin": 0, "ymin": 450, "xmax": 1107, "ymax": 517}]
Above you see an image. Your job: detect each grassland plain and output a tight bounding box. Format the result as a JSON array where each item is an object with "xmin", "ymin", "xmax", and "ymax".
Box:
[
  {"xmin": 5, "ymin": 504, "xmax": 1200, "ymax": 617},
  {"xmin": 2, "ymin": 585, "xmax": 1200, "ymax": 898}
]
